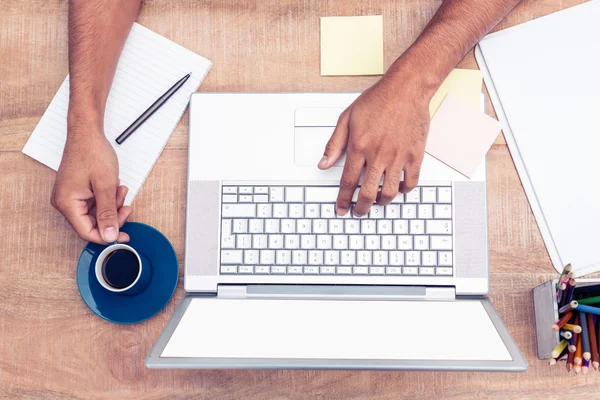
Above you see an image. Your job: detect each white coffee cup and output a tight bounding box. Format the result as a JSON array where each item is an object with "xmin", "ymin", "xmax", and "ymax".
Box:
[{"xmin": 95, "ymin": 243, "xmax": 145, "ymax": 294}]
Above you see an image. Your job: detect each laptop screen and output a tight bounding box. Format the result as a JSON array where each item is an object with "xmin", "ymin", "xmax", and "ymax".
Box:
[{"xmin": 160, "ymin": 298, "xmax": 512, "ymax": 361}]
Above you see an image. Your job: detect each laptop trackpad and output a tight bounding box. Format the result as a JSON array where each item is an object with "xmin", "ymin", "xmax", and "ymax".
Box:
[{"xmin": 294, "ymin": 127, "xmax": 346, "ymax": 167}]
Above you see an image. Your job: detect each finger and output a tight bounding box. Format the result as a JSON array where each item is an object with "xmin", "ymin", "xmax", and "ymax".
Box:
[
  {"xmin": 118, "ymin": 206, "xmax": 133, "ymax": 227},
  {"xmin": 400, "ymin": 162, "xmax": 423, "ymax": 194},
  {"xmin": 377, "ymin": 163, "xmax": 403, "ymax": 205},
  {"xmin": 92, "ymin": 180, "xmax": 120, "ymax": 243},
  {"xmin": 353, "ymin": 163, "xmax": 384, "ymax": 216},
  {"xmin": 60, "ymin": 200, "xmax": 105, "ymax": 244},
  {"xmin": 117, "ymin": 232, "xmax": 130, "ymax": 243},
  {"xmin": 116, "ymin": 185, "xmax": 128, "ymax": 209},
  {"xmin": 318, "ymin": 110, "xmax": 350, "ymax": 170},
  {"xmin": 335, "ymin": 152, "xmax": 365, "ymax": 216}
]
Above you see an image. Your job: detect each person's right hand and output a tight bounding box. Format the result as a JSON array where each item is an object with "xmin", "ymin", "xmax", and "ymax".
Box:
[{"xmin": 51, "ymin": 123, "xmax": 132, "ymax": 244}]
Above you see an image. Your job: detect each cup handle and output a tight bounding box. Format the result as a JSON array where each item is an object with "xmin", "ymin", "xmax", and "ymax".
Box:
[{"xmin": 107, "ymin": 241, "xmax": 119, "ymax": 246}]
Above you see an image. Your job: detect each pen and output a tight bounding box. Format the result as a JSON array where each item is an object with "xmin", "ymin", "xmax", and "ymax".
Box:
[{"xmin": 115, "ymin": 73, "xmax": 191, "ymax": 144}]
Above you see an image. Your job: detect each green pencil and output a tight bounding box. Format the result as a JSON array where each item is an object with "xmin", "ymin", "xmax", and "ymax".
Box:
[{"xmin": 577, "ymin": 296, "xmax": 600, "ymax": 305}]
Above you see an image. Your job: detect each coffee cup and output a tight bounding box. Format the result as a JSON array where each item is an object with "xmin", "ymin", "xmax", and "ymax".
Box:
[{"xmin": 95, "ymin": 243, "xmax": 151, "ymax": 295}]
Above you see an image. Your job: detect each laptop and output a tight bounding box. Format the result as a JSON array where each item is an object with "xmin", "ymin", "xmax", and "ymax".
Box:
[{"xmin": 146, "ymin": 92, "xmax": 527, "ymax": 371}]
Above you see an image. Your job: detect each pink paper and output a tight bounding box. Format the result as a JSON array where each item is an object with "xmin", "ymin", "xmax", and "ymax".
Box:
[{"xmin": 425, "ymin": 94, "xmax": 501, "ymax": 178}]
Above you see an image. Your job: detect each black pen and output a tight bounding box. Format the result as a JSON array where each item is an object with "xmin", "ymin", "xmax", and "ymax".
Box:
[{"xmin": 115, "ymin": 73, "xmax": 191, "ymax": 144}]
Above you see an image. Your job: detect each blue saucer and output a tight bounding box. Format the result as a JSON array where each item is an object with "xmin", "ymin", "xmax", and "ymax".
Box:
[{"xmin": 77, "ymin": 222, "xmax": 178, "ymax": 324}]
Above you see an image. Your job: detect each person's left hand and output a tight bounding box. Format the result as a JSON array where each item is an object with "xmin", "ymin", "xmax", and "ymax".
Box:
[{"xmin": 318, "ymin": 71, "xmax": 432, "ymax": 217}]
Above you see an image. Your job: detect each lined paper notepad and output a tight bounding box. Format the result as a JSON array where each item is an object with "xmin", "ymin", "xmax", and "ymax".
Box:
[{"xmin": 23, "ymin": 23, "xmax": 212, "ymax": 205}]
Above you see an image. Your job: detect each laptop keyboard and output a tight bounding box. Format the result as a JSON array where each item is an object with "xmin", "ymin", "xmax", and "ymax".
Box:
[{"xmin": 219, "ymin": 185, "xmax": 453, "ymax": 276}]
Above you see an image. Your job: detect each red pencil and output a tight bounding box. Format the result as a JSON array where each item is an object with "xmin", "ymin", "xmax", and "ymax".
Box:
[
  {"xmin": 587, "ymin": 312, "xmax": 600, "ymax": 370},
  {"xmin": 553, "ymin": 311, "xmax": 573, "ymax": 331}
]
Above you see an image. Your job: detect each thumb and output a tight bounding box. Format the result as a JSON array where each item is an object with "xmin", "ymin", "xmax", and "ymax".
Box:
[
  {"xmin": 318, "ymin": 109, "xmax": 350, "ymax": 170},
  {"xmin": 92, "ymin": 180, "xmax": 119, "ymax": 243}
]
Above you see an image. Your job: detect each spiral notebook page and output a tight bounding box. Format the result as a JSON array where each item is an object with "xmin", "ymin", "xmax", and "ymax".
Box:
[{"xmin": 23, "ymin": 23, "xmax": 212, "ymax": 205}]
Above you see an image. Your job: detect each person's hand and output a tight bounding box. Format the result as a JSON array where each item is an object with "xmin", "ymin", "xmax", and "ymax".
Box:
[
  {"xmin": 51, "ymin": 123, "xmax": 132, "ymax": 244},
  {"xmin": 318, "ymin": 72, "xmax": 431, "ymax": 217}
]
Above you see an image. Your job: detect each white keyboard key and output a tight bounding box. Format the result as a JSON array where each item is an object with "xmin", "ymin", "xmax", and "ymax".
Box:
[
  {"xmin": 223, "ymin": 186, "xmax": 237, "ymax": 194},
  {"xmin": 431, "ymin": 236, "xmax": 452, "ymax": 250},
  {"xmin": 426, "ymin": 220, "xmax": 452, "ymax": 234},
  {"xmin": 255, "ymin": 266, "xmax": 270, "ymax": 274},
  {"xmin": 439, "ymin": 251, "xmax": 453, "ymax": 266},
  {"xmin": 237, "ymin": 234, "xmax": 252, "ymax": 249},
  {"xmin": 406, "ymin": 251, "xmax": 420, "ymax": 266},
  {"xmin": 305, "ymin": 187, "xmax": 338, "ymax": 202},
  {"xmin": 260, "ymin": 250, "xmax": 275, "ymax": 265},
  {"xmin": 221, "ymin": 265, "xmax": 237, "ymax": 274},
  {"xmin": 308, "ymin": 250, "xmax": 324, "ymax": 265},
  {"xmin": 373, "ymin": 251, "xmax": 388, "ymax": 265},
  {"xmin": 249, "ymin": 220, "xmax": 264, "ymax": 233},
  {"xmin": 369, "ymin": 205, "xmax": 384, "ymax": 219},
  {"xmin": 239, "ymin": 265, "xmax": 254, "ymax": 274},
  {"xmin": 329, "ymin": 219, "xmax": 344, "ymax": 233},
  {"xmin": 253, "ymin": 234, "xmax": 268, "ymax": 249},
  {"xmin": 418, "ymin": 204, "xmax": 433, "ymax": 219},
  {"xmin": 257, "ymin": 203, "xmax": 272, "ymax": 218},
  {"xmin": 285, "ymin": 234, "xmax": 300, "ymax": 249},
  {"xmin": 357, "ymin": 251, "xmax": 372, "ymax": 265},
  {"xmin": 301, "ymin": 235, "xmax": 316, "ymax": 249},
  {"xmin": 221, "ymin": 220, "xmax": 235, "ymax": 249},
  {"xmin": 270, "ymin": 187, "xmax": 284, "ymax": 202},
  {"xmin": 370, "ymin": 266, "xmax": 385, "ymax": 274},
  {"xmin": 406, "ymin": 189, "xmax": 420, "ymax": 203},
  {"xmin": 422, "ymin": 251, "xmax": 437, "ymax": 266},
  {"xmin": 304, "ymin": 266, "xmax": 319, "ymax": 274},
  {"xmin": 434, "ymin": 204, "xmax": 452, "ymax": 219},
  {"xmin": 223, "ymin": 195, "xmax": 237, "ymax": 203},
  {"xmin": 276, "ymin": 250, "xmax": 292, "ymax": 265},
  {"xmin": 289, "ymin": 204, "xmax": 304, "ymax": 218},
  {"xmin": 341, "ymin": 251, "xmax": 356, "ymax": 265},
  {"xmin": 390, "ymin": 193, "xmax": 404, "ymax": 203},
  {"xmin": 381, "ymin": 235, "xmax": 396, "ymax": 250},
  {"xmin": 410, "ymin": 220, "xmax": 425, "ymax": 234},
  {"xmin": 244, "ymin": 250, "xmax": 259, "ymax": 264},
  {"xmin": 292, "ymin": 250, "xmax": 307, "ymax": 265},
  {"xmin": 437, "ymin": 267, "xmax": 453, "ymax": 275},
  {"xmin": 397, "ymin": 236, "xmax": 413, "ymax": 250},
  {"xmin": 365, "ymin": 235, "xmax": 380, "ymax": 250},
  {"xmin": 313, "ymin": 219, "xmax": 328, "ymax": 233},
  {"xmin": 271, "ymin": 266, "xmax": 286, "ymax": 274},
  {"xmin": 222, "ymin": 204, "xmax": 256, "ymax": 218},
  {"xmin": 385, "ymin": 204, "xmax": 401, "ymax": 219},
  {"xmin": 265, "ymin": 219, "xmax": 279, "ymax": 233},
  {"xmin": 402, "ymin": 204, "xmax": 416, "ymax": 219},
  {"xmin": 255, "ymin": 187, "xmax": 269, "ymax": 194},
  {"xmin": 393, "ymin": 220, "xmax": 408, "ymax": 234},
  {"xmin": 403, "ymin": 267, "xmax": 418, "ymax": 275},
  {"xmin": 337, "ymin": 266, "xmax": 352, "ymax": 274},
  {"xmin": 286, "ymin": 187, "xmax": 304, "ymax": 202},
  {"xmin": 414, "ymin": 235, "xmax": 429, "ymax": 250},
  {"xmin": 389, "ymin": 251, "xmax": 404, "ymax": 266},
  {"xmin": 305, "ymin": 204, "xmax": 320, "ymax": 218},
  {"xmin": 239, "ymin": 186, "xmax": 253, "ymax": 194},
  {"xmin": 321, "ymin": 204, "xmax": 335, "ymax": 218},
  {"xmin": 438, "ymin": 187, "xmax": 452, "ymax": 203},
  {"xmin": 324, "ymin": 251, "xmax": 339, "ymax": 265},
  {"xmin": 349, "ymin": 235, "xmax": 364, "ymax": 249},
  {"xmin": 254, "ymin": 194, "xmax": 269, "ymax": 203},
  {"xmin": 361, "ymin": 220, "xmax": 376, "ymax": 234},
  {"xmin": 269, "ymin": 235, "xmax": 283, "ymax": 249},
  {"xmin": 273, "ymin": 204, "xmax": 288, "ymax": 218},
  {"xmin": 377, "ymin": 220, "xmax": 393, "ymax": 234},
  {"xmin": 345, "ymin": 220, "xmax": 360, "ymax": 234},
  {"xmin": 288, "ymin": 266, "xmax": 302, "ymax": 274},
  {"xmin": 221, "ymin": 250, "xmax": 243, "ymax": 264},
  {"xmin": 297, "ymin": 219, "xmax": 311, "ymax": 233},
  {"xmin": 386, "ymin": 267, "xmax": 402, "ymax": 275},
  {"xmin": 353, "ymin": 266, "xmax": 368, "ymax": 274},
  {"xmin": 239, "ymin": 195, "xmax": 253, "ymax": 203},
  {"xmin": 232, "ymin": 219, "xmax": 248, "ymax": 233},
  {"xmin": 333, "ymin": 235, "xmax": 349, "ymax": 249},
  {"xmin": 421, "ymin": 187, "xmax": 437, "ymax": 203},
  {"xmin": 419, "ymin": 267, "xmax": 435, "ymax": 275},
  {"xmin": 317, "ymin": 235, "xmax": 332, "ymax": 249},
  {"xmin": 281, "ymin": 219, "xmax": 296, "ymax": 233},
  {"xmin": 320, "ymin": 266, "xmax": 335, "ymax": 274}
]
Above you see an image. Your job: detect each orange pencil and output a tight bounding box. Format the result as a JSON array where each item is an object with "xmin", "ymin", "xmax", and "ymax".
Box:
[
  {"xmin": 574, "ymin": 335, "xmax": 583, "ymax": 374},
  {"xmin": 563, "ymin": 324, "xmax": 582, "ymax": 334},
  {"xmin": 553, "ymin": 311, "xmax": 573, "ymax": 331}
]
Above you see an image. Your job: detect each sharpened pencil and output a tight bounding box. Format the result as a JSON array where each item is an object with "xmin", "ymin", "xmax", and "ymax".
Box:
[
  {"xmin": 553, "ymin": 311, "xmax": 573, "ymax": 331},
  {"xmin": 569, "ymin": 315, "xmax": 581, "ymax": 352},
  {"xmin": 560, "ymin": 330, "xmax": 573, "ymax": 340},
  {"xmin": 586, "ymin": 312, "xmax": 599, "ymax": 370},
  {"xmin": 563, "ymin": 323, "xmax": 583, "ymax": 334},
  {"xmin": 580, "ymin": 312, "xmax": 591, "ymax": 361},
  {"xmin": 551, "ymin": 339, "xmax": 569, "ymax": 359},
  {"xmin": 582, "ymin": 358, "xmax": 589, "ymax": 374},
  {"xmin": 574, "ymin": 335, "xmax": 583, "ymax": 374},
  {"xmin": 559, "ymin": 300, "xmax": 578, "ymax": 315},
  {"xmin": 567, "ymin": 347, "xmax": 575, "ymax": 372},
  {"xmin": 561, "ymin": 263, "xmax": 572, "ymax": 276},
  {"xmin": 577, "ymin": 295, "xmax": 600, "ymax": 305}
]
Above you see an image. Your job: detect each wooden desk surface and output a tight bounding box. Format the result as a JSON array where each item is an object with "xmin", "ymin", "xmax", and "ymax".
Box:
[{"xmin": 1, "ymin": 0, "xmax": 595, "ymax": 398}]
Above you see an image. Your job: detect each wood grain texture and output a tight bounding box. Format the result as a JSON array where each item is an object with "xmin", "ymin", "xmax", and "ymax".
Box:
[{"xmin": 0, "ymin": 0, "xmax": 596, "ymax": 399}]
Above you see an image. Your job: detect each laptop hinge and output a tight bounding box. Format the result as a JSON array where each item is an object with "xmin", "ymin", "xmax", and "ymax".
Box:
[{"xmin": 217, "ymin": 285, "xmax": 456, "ymax": 301}]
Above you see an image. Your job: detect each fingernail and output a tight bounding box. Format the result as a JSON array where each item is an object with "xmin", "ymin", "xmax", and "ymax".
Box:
[
  {"xmin": 318, "ymin": 156, "xmax": 328, "ymax": 168},
  {"xmin": 336, "ymin": 207, "xmax": 348, "ymax": 216},
  {"xmin": 103, "ymin": 227, "xmax": 118, "ymax": 242}
]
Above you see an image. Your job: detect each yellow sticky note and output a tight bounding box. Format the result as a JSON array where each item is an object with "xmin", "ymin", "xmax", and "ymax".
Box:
[
  {"xmin": 320, "ymin": 16, "xmax": 384, "ymax": 76},
  {"xmin": 429, "ymin": 69, "xmax": 483, "ymax": 117}
]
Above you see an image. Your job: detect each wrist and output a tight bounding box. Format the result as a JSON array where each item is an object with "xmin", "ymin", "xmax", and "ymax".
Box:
[{"xmin": 67, "ymin": 105, "xmax": 104, "ymax": 139}]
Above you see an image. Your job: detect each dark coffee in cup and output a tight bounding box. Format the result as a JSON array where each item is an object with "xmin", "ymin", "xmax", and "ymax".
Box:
[{"xmin": 101, "ymin": 249, "xmax": 140, "ymax": 289}]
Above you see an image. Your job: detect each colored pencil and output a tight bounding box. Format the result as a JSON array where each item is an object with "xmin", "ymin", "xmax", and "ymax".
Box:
[
  {"xmin": 569, "ymin": 314, "xmax": 581, "ymax": 352},
  {"xmin": 553, "ymin": 311, "xmax": 573, "ymax": 331},
  {"xmin": 566, "ymin": 279, "xmax": 577, "ymax": 304},
  {"xmin": 580, "ymin": 312, "xmax": 591, "ymax": 361},
  {"xmin": 551, "ymin": 339, "xmax": 569, "ymax": 359},
  {"xmin": 559, "ymin": 300, "xmax": 578, "ymax": 315},
  {"xmin": 574, "ymin": 303, "xmax": 600, "ymax": 316},
  {"xmin": 582, "ymin": 358, "xmax": 589, "ymax": 375},
  {"xmin": 577, "ymin": 295, "xmax": 600, "ymax": 305},
  {"xmin": 560, "ymin": 330, "xmax": 573, "ymax": 340},
  {"xmin": 574, "ymin": 335, "xmax": 583, "ymax": 374},
  {"xmin": 567, "ymin": 347, "xmax": 575, "ymax": 372},
  {"xmin": 557, "ymin": 282, "xmax": 567, "ymax": 304},
  {"xmin": 586, "ymin": 312, "xmax": 599, "ymax": 370},
  {"xmin": 563, "ymin": 323, "xmax": 582, "ymax": 333},
  {"xmin": 561, "ymin": 263, "xmax": 572, "ymax": 275}
]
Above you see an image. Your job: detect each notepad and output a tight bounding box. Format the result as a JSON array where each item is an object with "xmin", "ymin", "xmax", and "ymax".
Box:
[{"xmin": 22, "ymin": 23, "xmax": 212, "ymax": 205}]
